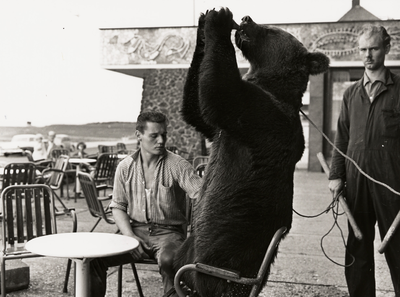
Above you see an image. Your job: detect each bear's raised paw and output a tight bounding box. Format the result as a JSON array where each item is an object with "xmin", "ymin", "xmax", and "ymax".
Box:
[{"xmin": 204, "ymin": 7, "xmax": 237, "ymax": 37}]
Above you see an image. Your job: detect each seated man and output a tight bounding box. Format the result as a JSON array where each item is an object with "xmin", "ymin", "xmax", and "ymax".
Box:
[{"xmin": 90, "ymin": 111, "xmax": 202, "ymax": 296}]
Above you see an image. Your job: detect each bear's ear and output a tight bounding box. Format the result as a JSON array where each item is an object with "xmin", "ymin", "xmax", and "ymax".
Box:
[{"xmin": 307, "ymin": 52, "xmax": 330, "ymax": 75}]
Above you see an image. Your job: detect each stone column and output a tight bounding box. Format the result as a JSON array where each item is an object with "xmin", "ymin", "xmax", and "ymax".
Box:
[{"xmin": 141, "ymin": 68, "xmax": 203, "ymax": 158}]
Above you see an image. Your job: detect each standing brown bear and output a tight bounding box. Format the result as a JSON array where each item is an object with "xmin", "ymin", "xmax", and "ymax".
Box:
[{"xmin": 174, "ymin": 8, "xmax": 329, "ymax": 297}]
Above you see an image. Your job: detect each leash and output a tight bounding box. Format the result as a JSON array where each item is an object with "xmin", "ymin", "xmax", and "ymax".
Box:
[
  {"xmin": 300, "ymin": 109, "xmax": 400, "ymax": 253},
  {"xmin": 300, "ymin": 109, "xmax": 400, "ymax": 254},
  {"xmin": 300, "ymin": 109, "xmax": 400, "ymax": 197}
]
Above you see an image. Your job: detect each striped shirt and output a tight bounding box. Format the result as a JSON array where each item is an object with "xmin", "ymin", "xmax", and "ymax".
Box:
[{"xmin": 110, "ymin": 149, "xmax": 202, "ymax": 226}]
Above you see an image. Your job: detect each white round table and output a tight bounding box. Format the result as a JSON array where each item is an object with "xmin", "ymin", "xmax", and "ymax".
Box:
[{"xmin": 26, "ymin": 232, "xmax": 139, "ymax": 297}]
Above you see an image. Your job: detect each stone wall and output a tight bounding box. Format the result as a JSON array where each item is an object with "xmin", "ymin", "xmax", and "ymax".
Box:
[{"xmin": 141, "ymin": 68, "xmax": 203, "ymax": 157}]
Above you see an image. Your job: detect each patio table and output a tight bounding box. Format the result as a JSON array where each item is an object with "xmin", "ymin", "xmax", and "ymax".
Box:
[{"xmin": 26, "ymin": 232, "xmax": 139, "ymax": 297}]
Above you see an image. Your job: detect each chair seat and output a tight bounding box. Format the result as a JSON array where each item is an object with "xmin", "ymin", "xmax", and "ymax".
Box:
[
  {"xmin": 5, "ymin": 246, "xmax": 31, "ymax": 255},
  {"xmin": 3, "ymin": 250, "xmax": 38, "ymax": 259}
]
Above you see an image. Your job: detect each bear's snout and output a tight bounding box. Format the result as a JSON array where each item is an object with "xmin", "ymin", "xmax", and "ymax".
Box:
[{"xmin": 241, "ymin": 16, "xmax": 253, "ymax": 24}]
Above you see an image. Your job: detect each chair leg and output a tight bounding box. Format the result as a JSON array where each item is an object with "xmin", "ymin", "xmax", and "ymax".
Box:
[
  {"xmin": 53, "ymin": 191, "xmax": 70, "ymax": 216},
  {"xmin": 1, "ymin": 259, "xmax": 6, "ymax": 297},
  {"xmin": 118, "ymin": 265, "xmax": 123, "ymax": 297},
  {"xmin": 130, "ymin": 263, "xmax": 145, "ymax": 297},
  {"xmin": 90, "ymin": 218, "xmax": 103, "ymax": 232},
  {"xmin": 60, "ymin": 181, "xmax": 64, "ymax": 198},
  {"xmin": 65, "ymin": 175, "xmax": 70, "ymax": 200},
  {"xmin": 63, "ymin": 259, "xmax": 72, "ymax": 293}
]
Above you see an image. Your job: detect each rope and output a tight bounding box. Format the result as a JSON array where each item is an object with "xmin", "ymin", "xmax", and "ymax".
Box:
[
  {"xmin": 294, "ymin": 190, "xmax": 355, "ymax": 267},
  {"xmin": 292, "ymin": 108, "xmax": 400, "ymax": 267},
  {"xmin": 300, "ymin": 109, "xmax": 400, "ymax": 197}
]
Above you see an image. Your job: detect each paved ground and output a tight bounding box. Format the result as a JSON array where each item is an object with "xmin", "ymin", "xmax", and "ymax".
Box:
[{"xmin": 3, "ymin": 169, "xmax": 395, "ymax": 296}]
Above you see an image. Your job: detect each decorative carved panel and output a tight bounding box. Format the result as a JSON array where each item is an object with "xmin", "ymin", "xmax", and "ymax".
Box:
[{"xmin": 100, "ymin": 20, "xmax": 400, "ymax": 68}]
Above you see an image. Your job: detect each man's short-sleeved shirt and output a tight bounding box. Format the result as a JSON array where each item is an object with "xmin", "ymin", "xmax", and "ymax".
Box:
[{"xmin": 110, "ymin": 149, "xmax": 202, "ymax": 226}]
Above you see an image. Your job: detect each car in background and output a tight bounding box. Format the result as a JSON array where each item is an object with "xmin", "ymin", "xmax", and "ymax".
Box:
[{"xmin": 0, "ymin": 134, "xmax": 36, "ymax": 156}]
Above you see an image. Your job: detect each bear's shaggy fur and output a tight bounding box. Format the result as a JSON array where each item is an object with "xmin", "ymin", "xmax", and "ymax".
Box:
[{"xmin": 174, "ymin": 8, "xmax": 329, "ymax": 296}]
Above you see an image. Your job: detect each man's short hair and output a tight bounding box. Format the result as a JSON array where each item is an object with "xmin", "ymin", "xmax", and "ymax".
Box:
[
  {"xmin": 359, "ymin": 24, "xmax": 391, "ymax": 47},
  {"xmin": 136, "ymin": 111, "xmax": 169, "ymax": 133}
]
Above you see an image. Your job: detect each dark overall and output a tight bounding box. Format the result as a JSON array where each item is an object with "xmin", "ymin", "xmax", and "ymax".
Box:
[{"xmin": 330, "ymin": 70, "xmax": 400, "ymax": 297}]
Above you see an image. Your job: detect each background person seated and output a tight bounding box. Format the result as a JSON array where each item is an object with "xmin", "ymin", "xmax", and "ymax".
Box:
[{"xmin": 73, "ymin": 142, "xmax": 88, "ymax": 158}]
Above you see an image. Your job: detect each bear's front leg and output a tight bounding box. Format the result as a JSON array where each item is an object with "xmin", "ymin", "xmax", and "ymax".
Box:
[
  {"xmin": 199, "ymin": 7, "xmax": 243, "ymax": 133},
  {"xmin": 181, "ymin": 12, "xmax": 216, "ymax": 140}
]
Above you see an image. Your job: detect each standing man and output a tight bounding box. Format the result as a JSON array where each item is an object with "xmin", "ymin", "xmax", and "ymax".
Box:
[
  {"xmin": 45, "ymin": 130, "xmax": 58, "ymax": 158},
  {"xmin": 32, "ymin": 133, "xmax": 47, "ymax": 161},
  {"xmin": 90, "ymin": 111, "xmax": 202, "ymax": 296},
  {"xmin": 328, "ymin": 25, "xmax": 400, "ymax": 296}
]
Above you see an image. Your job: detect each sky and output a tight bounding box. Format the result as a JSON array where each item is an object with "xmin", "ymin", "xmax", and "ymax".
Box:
[{"xmin": 1, "ymin": 0, "xmax": 400, "ymax": 127}]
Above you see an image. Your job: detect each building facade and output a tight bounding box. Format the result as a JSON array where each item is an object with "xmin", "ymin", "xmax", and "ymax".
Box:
[{"xmin": 100, "ymin": 20, "xmax": 400, "ymax": 170}]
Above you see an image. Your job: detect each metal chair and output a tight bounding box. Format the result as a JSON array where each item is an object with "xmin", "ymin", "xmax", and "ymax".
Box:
[
  {"xmin": 78, "ymin": 172, "xmax": 115, "ymax": 232},
  {"xmin": 23, "ymin": 151, "xmax": 52, "ymax": 172},
  {"xmin": 41, "ymin": 155, "xmax": 72, "ymax": 215},
  {"xmin": 63, "ymin": 172, "xmax": 139, "ymax": 296},
  {"xmin": 49, "ymin": 148, "xmax": 70, "ymax": 161},
  {"xmin": 192, "ymin": 156, "xmax": 209, "ymax": 170},
  {"xmin": 76, "ymin": 171, "xmax": 193, "ymax": 297},
  {"xmin": 174, "ymin": 227, "xmax": 287, "ymax": 297},
  {"xmin": 1, "ymin": 162, "xmax": 37, "ymax": 192},
  {"xmin": 195, "ymin": 163, "xmax": 207, "ymax": 178},
  {"xmin": 126, "ymin": 196, "xmax": 194, "ymax": 297},
  {"xmin": 49, "ymin": 149, "xmax": 74, "ymax": 195},
  {"xmin": 166, "ymin": 146, "xmax": 179, "ymax": 154},
  {"xmin": 91, "ymin": 153, "xmax": 119, "ymax": 189},
  {"xmin": 0, "ymin": 184, "xmax": 77, "ymax": 296},
  {"xmin": 116, "ymin": 142, "xmax": 128, "ymax": 154},
  {"xmin": 98, "ymin": 145, "xmax": 117, "ymax": 154}
]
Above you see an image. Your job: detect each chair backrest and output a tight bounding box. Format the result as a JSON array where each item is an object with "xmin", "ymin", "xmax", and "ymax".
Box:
[
  {"xmin": 250, "ymin": 226, "xmax": 287, "ymax": 296},
  {"xmin": 193, "ymin": 156, "xmax": 209, "ymax": 170},
  {"xmin": 116, "ymin": 143, "xmax": 127, "ymax": 153},
  {"xmin": 195, "ymin": 163, "xmax": 207, "ymax": 178},
  {"xmin": 78, "ymin": 172, "xmax": 115, "ymax": 225},
  {"xmin": 93, "ymin": 153, "xmax": 119, "ymax": 181},
  {"xmin": 2, "ymin": 162, "xmax": 36, "ymax": 191},
  {"xmin": 24, "ymin": 150, "xmax": 34, "ymax": 162},
  {"xmin": 98, "ymin": 145, "xmax": 116, "ymax": 154},
  {"xmin": 177, "ymin": 150, "xmax": 190, "ymax": 159},
  {"xmin": 50, "ymin": 148, "xmax": 69, "ymax": 161},
  {"xmin": 166, "ymin": 146, "xmax": 179, "ymax": 154},
  {"xmin": 1, "ymin": 184, "xmax": 57, "ymax": 253},
  {"xmin": 45, "ymin": 155, "xmax": 69, "ymax": 189}
]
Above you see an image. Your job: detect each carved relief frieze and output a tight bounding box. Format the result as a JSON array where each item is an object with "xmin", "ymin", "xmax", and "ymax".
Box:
[
  {"xmin": 388, "ymin": 27, "xmax": 400, "ymax": 53},
  {"xmin": 121, "ymin": 34, "xmax": 190, "ymax": 64},
  {"xmin": 100, "ymin": 20, "xmax": 400, "ymax": 67},
  {"xmin": 102, "ymin": 28, "xmax": 194, "ymax": 65},
  {"xmin": 308, "ymin": 24, "xmax": 400, "ymax": 60},
  {"xmin": 310, "ymin": 28, "xmax": 359, "ymax": 57}
]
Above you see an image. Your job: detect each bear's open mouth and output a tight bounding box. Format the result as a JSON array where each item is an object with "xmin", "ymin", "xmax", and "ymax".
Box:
[{"xmin": 236, "ymin": 29, "xmax": 250, "ymax": 49}]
